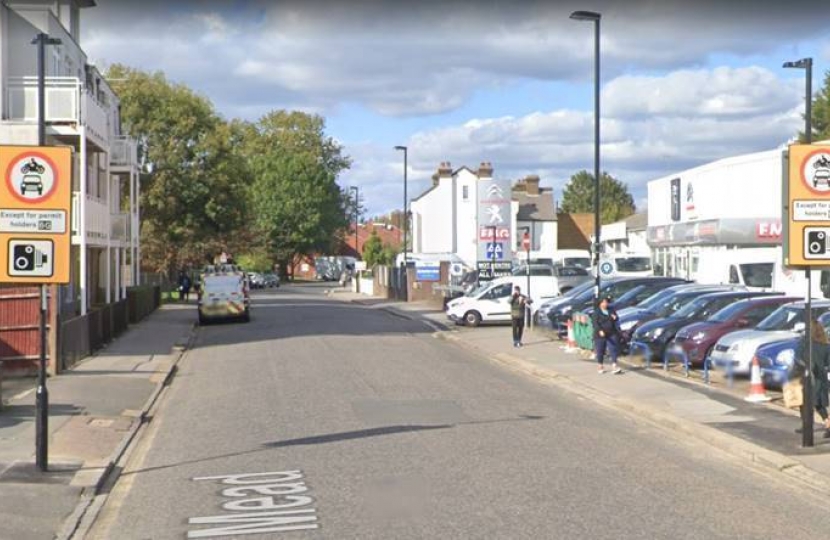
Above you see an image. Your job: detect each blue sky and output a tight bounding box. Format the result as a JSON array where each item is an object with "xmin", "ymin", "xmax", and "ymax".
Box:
[{"xmin": 82, "ymin": 0, "xmax": 830, "ymax": 217}]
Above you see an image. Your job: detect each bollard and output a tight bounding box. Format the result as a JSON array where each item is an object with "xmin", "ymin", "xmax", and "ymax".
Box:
[
  {"xmin": 726, "ymin": 359, "xmax": 734, "ymax": 389},
  {"xmin": 703, "ymin": 356, "xmax": 711, "ymax": 385},
  {"xmin": 682, "ymin": 350, "xmax": 690, "ymax": 378}
]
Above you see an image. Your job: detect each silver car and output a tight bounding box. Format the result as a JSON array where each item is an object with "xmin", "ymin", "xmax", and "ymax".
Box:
[{"xmin": 708, "ymin": 301, "xmax": 830, "ymax": 375}]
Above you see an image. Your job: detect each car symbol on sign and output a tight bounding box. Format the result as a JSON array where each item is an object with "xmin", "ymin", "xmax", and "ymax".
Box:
[{"xmin": 20, "ymin": 174, "xmax": 43, "ymax": 195}]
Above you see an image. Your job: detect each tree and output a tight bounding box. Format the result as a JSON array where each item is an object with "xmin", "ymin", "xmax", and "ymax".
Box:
[
  {"xmin": 106, "ymin": 65, "xmax": 250, "ymax": 275},
  {"xmin": 243, "ymin": 111, "xmax": 352, "ymax": 271},
  {"xmin": 560, "ymin": 170, "xmax": 636, "ymax": 224},
  {"xmin": 808, "ymin": 69, "xmax": 830, "ymax": 142},
  {"xmin": 362, "ymin": 232, "xmax": 384, "ymax": 267}
]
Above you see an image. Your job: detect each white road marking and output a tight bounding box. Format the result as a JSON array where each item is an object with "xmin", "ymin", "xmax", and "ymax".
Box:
[{"xmin": 189, "ymin": 470, "xmax": 319, "ymax": 538}]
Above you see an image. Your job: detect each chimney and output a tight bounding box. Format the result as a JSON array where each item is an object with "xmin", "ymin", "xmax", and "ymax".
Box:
[
  {"xmin": 478, "ymin": 161, "xmax": 493, "ymax": 179},
  {"xmin": 434, "ymin": 161, "xmax": 452, "ymax": 186},
  {"xmin": 525, "ymin": 174, "xmax": 540, "ymax": 196}
]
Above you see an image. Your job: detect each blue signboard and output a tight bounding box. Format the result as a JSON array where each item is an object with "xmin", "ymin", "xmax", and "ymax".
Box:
[
  {"xmin": 485, "ymin": 242, "xmax": 504, "ymax": 260},
  {"xmin": 415, "ymin": 264, "xmax": 440, "ymax": 282}
]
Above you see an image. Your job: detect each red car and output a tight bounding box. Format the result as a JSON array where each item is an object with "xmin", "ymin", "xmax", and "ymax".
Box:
[{"xmin": 666, "ymin": 296, "xmax": 799, "ymax": 367}]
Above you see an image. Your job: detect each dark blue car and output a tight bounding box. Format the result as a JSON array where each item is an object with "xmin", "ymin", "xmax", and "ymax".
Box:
[{"xmin": 756, "ymin": 312, "xmax": 830, "ymax": 389}]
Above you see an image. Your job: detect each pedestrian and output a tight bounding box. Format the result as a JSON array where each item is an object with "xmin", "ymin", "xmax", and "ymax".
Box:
[
  {"xmin": 178, "ymin": 271, "xmax": 192, "ymax": 302},
  {"xmin": 592, "ymin": 295, "xmax": 622, "ymax": 374},
  {"xmin": 510, "ymin": 285, "xmax": 531, "ymax": 348},
  {"xmin": 795, "ymin": 320, "xmax": 830, "ymax": 438}
]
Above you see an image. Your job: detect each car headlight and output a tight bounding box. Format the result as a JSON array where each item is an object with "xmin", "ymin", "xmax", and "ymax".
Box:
[
  {"xmin": 559, "ymin": 305, "xmax": 572, "ymax": 314},
  {"xmin": 619, "ymin": 320, "xmax": 636, "ymax": 331},
  {"xmin": 692, "ymin": 331, "xmax": 707, "ymax": 343},
  {"xmin": 775, "ymin": 349, "xmax": 795, "ymax": 367},
  {"xmin": 650, "ymin": 327, "xmax": 664, "ymax": 339}
]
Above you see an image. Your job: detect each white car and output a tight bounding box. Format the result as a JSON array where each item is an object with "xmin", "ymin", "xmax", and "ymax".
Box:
[
  {"xmin": 446, "ymin": 277, "xmax": 537, "ymax": 327},
  {"xmin": 708, "ymin": 301, "xmax": 830, "ymax": 375}
]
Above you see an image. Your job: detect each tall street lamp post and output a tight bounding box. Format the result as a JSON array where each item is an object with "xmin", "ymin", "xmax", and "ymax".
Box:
[
  {"xmin": 783, "ymin": 57, "xmax": 814, "ymax": 447},
  {"xmin": 394, "ymin": 146, "xmax": 408, "ymax": 266},
  {"xmin": 32, "ymin": 32, "xmax": 61, "ymax": 473},
  {"xmin": 570, "ymin": 10, "xmax": 602, "ymax": 305},
  {"xmin": 349, "ymin": 186, "xmax": 359, "ymax": 257}
]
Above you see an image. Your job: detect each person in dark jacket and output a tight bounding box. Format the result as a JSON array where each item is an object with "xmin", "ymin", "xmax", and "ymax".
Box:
[
  {"xmin": 592, "ymin": 295, "xmax": 622, "ymax": 374},
  {"xmin": 795, "ymin": 320, "xmax": 830, "ymax": 438},
  {"xmin": 510, "ymin": 286, "xmax": 531, "ymax": 348}
]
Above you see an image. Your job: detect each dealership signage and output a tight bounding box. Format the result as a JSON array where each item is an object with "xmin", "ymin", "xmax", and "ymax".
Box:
[{"xmin": 477, "ymin": 177, "xmax": 513, "ymax": 263}]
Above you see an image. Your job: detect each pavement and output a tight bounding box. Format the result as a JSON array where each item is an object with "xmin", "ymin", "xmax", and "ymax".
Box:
[
  {"xmin": 0, "ymin": 302, "xmax": 196, "ymax": 540},
  {"xmin": 331, "ymin": 289, "xmax": 830, "ymax": 496}
]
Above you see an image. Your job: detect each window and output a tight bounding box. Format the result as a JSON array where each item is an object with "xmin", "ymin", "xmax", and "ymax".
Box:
[
  {"xmin": 462, "ymin": 185, "xmax": 469, "ymax": 201},
  {"xmin": 729, "ymin": 265, "xmax": 740, "ymax": 284},
  {"xmin": 739, "ymin": 263, "xmax": 773, "ymax": 288},
  {"xmin": 487, "ymin": 284, "xmax": 513, "ymax": 299}
]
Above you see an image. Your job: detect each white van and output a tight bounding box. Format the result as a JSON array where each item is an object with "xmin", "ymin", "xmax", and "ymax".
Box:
[
  {"xmin": 597, "ymin": 252, "xmax": 653, "ymax": 278},
  {"xmin": 445, "ymin": 275, "xmax": 560, "ymax": 326},
  {"xmin": 198, "ymin": 269, "xmax": 251, "ymax": 324},
  {"xmin": 552, "ymin": 249, "xmax": 591, "ymax": 269}
]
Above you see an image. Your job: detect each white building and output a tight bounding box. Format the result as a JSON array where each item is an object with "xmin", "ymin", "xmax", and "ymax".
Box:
[
  {"xmin": 600, "ymin": 212, "xmax": 649, "ymax": 254},
  {"xmin": 646, "ymin": 149, "xmax": 784, "ymax": 280},
  {"xmin": 410, "ymin": 162, "xmax": 557, "ymax": 268},
  {"xmin": 0, "ymin": 0, "xmax": 141, "ymax": 315}
]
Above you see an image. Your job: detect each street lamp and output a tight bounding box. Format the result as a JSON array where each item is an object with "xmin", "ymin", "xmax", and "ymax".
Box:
[
  {"xmin": 570, "ymin": 9, "xmax": 602, "ymax": 305},
  {"xmin": 394, "ymin": 146, "xmax": 408, "ymax": 266},
  {"xmin": 31, "ymin": 32, "xmax": 61, "ymax": 473},
  {"xmin": 349, "ymin": 186, "xmax": 359, "ymax": 258},
  {"xmin": 783, "ymin": 56, "xmax": 814, "ymax": 447}
]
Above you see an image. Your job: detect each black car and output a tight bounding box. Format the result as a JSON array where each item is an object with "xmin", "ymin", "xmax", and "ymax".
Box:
[
  {"xmin": 546, "ymin": 276, "xmax": 688, "ymax": 335},
  {"xmin": 630, "ymin": 290, "xmax": 778, "ymax": 363}
]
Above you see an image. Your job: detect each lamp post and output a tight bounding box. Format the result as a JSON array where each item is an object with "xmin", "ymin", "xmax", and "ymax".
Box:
[
  {"xmin": 349, "ymin": 186, "xmax": 359, "ymax": 257},
  {"xmin": 394, "ymin": 146, "xmax": 408, "ymax": 266},
  {"xmin": 784, "ymin": 57, "xmax": 814, "ymax": 447},
  {"xmin": 570, "ymin": 10, "xmax": 602, "ymax": 305},
  {"xmin": 31, "ymin": 32, "xmax": 61, "ymax": 473},
  {"xmin": 520, "ymin": 226, "xmax": 531, "ymax": 326}
]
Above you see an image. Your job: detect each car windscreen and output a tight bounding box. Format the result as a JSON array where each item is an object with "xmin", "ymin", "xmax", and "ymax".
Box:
[
  {"xmin": 564, "ymin": 257, "xmax": 591, "ymax": 268},
  {"xmin": 466, "ymin": 283, "xmax": 491, "ymax": 297},
  {"xmin": 615, "ymin": 257, "xmax": 652, "ymax": 273},
  {"xmin": 740, "ymin": 263, "xmax": 773, "ymax": 288},
  {"xmin": 654, "ymin": 293, "xmax": 704, "ymax": 318},
  {"xmin": 637, "ymin": 287, "xmax": 683, "ymax": 310},
  {"xmin": 708, "ymin": 300, "xmax": 752, "ymax": 323},
  {"xmin": 674, "ymin": 295, "xmax": 742, "ymax": 320},
  {"xmin": 755, "ymin": 305, "xmax": 803, "ymax": 331},
  {"xmin": 613, "ymin": 285, "xmax": 646, "ymax": 306},
  {"xmin": 564, "ymin": 280, "xmax": 594, "ymax": 297}
]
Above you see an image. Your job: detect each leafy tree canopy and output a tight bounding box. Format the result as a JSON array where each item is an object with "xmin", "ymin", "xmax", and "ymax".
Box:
[{"xmin": 560, "ymin": 170, "xmax": 636, "ymax": 225}]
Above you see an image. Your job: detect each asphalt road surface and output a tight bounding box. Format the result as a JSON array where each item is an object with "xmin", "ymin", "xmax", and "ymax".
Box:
[{"xmin": 87, "ymin": 283, "xmax": 830, "ymax": 540}]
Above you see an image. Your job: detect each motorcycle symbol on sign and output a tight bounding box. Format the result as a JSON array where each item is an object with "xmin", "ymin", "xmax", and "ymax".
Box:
[
  {"xmin": 813, "ymin": 155, "xmax": 830, "ymax": 189},
  {"xmin": 19, "ymin": 158, "xmax": 46, "ymax": 196},
  {"xmin": 7, "ymin": 155, "xmax": 56, "ymax": 201}
]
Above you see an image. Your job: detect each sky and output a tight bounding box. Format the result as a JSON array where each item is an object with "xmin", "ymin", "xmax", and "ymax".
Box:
[{"xmin": 80, "ymin": 0, "xmax": 830, "ymax": 217}]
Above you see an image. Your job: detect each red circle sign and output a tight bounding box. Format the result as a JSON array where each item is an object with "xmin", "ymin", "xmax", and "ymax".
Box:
[
  {"xmin": 5, "ymin": 151, "xmax": 59, "ymax": 204},
  {"xmin": 799, "ymin": 148, "xmax": 830, "ymax": 195},
  {"xmin": 522, "ymin": 232, "xmax": 530, "ymax": 250}
]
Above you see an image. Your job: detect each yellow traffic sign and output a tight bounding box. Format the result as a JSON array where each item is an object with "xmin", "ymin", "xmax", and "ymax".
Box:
[{"xmin": 0, "ymin": 146, "xmax": 72, "ymax": 284}]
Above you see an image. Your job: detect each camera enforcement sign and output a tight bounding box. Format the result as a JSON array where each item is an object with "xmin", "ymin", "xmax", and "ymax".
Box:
[{"xmin": 0, "ymin": 146, "xmax": 72, "ymax": 284}]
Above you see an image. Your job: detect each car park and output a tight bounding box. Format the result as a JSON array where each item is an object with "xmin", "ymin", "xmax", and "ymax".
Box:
[
  {"xmin": 544, "ymin": 276, "xmax": 688, "ymax": 336},
  {"xmin": 709, "ymin": 301, "xmax": 830, "ymax": 376},
  {"xmin": 631, "ymin": 290, "xmax": 779, "ymax": 364},
  {"xmin": 666, "ymin": 295, "xmax": 799, "ymax": 368}
]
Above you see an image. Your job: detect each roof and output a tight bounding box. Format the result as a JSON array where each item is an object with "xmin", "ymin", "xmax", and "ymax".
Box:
[
  {"xmin": 514, "ymin": 188, "xmax": 556, "ymax": 221},
  {"xmin": 624, "ymin": 212, "xmax": 648, "ymax": 231}
]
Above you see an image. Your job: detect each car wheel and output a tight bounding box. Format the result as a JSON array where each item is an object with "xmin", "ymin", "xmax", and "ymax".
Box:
[
  {"xmin": 463, "ymin": 310, "xmax": 482, "ymax": 327},
  {"xmin": 241, "ymin": 309, "xmax": 251, "ymax": 322}
]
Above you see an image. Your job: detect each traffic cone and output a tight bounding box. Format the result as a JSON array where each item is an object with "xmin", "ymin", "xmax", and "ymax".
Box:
[
  {"xmin": 745, "ymin": 356, "xmax": 771, "ymax": 403},
  {"xmin": 566, "ymin": 320, "xmax": 576, "ymax": 351}
]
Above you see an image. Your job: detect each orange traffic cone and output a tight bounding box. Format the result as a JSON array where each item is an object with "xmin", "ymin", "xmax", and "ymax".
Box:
[{"xmin": 745, "ymin": 356, "xmax": 771, "ymax": 403}]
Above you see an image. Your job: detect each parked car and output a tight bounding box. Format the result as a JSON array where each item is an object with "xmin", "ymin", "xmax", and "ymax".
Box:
[
  {"xmin": 709, "ymin": 301, "xmax": 830, "ymax": 376},
  {"xmin": 512, "ymin": 264, "xmax": 591, "ymax": 296},
  {"xmin": 198, "ymin": 270, "xmax": 251, "ymax": 324},
  {"xmin": 616, "ymin": 284, "xmax": 733, "ymax": 339},
  {"xmin": 535, "ymin": 280, "xmax": 595, "ymax": 327},
  {"xmin": 666, "ymin": 295, "xmax": 799, "ymax": 368},
  {"xmin": 544, "ymin": 276, "xmax": 688, "ymax": 336},
  {"xmin": 263, "ymin": 273, "xmax": 280, "ymax": 288},
  {"xmin": 447, "ymin": 273, "xmax": 562, "ymax": 327},
  {"xmin": 756, "ymin": 312, "xmax": 830, "ymax": 388},
  {"xmin": 248, "ymin": 272, "xmax": 265, "ymax": 289},
  {"xmin": 630, "ymin": 291, "xmax": 779, "ymax": 363}
]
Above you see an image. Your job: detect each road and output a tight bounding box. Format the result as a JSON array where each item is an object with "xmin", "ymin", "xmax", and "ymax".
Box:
[{"xmin": 87, "ymin": 283, "xmax": 830, "ymax": 540}]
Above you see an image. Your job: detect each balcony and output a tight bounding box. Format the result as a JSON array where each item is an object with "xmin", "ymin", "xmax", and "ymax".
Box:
[
  {"xmin": 110, "ymin": 213, "xmax": 130, "ymax": 243},
  {"xmin": 71, "ymin": 192, "xmax": 109, "ymax": 246},
  {"xmin": 110, "ymin": 137, "xmax": 139, "ymax": 169},
  {"xmin": 5, "ymin": 76, "xmax": 111, "ymax": 150}
]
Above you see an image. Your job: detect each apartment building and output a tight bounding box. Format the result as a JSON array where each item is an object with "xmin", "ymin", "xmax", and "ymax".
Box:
[{"xmin": 0, "ymin": 0, "xmax": 141, "ymax": 316}]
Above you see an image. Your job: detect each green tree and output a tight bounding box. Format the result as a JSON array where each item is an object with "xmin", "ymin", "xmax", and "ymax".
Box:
[
  {"xmin": 560, "ymin": 170, "xmax": 636, "ymax": 224},
  {"xmin": 243, "ymin": 111, "xmax": 352, "ymax": 270},
  {"xmin": 106, "ymin": 65, "xmax": 250, "ymax": 275},
  {"xmin": 808, "ymin": 69, "xmax": 830, "ymax": 142},
  {"xmin": 362, "ymin": 232, "xmax": 384, "ymax": 267}
]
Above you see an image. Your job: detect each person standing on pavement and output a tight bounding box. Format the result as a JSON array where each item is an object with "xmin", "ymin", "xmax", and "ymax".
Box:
[
  {"xmin": 593, "ymin": 295, "xmax": 622, "ymax": 374},
  {"xmin": 795, "ymin": 320, "xmax": 830, "ymax": 437},
  {"xmin": 510, "ymin": 286, "xmax": 531, "ymax": 348},
  {"xmin": 178, "ymin": 271, "xmax": 192, "ymax": 302}
]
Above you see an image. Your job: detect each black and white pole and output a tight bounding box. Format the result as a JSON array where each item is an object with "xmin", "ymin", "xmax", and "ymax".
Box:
[{"xmin": 32, "ymin": 32, "xmax": 60, "ymax": 472}]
